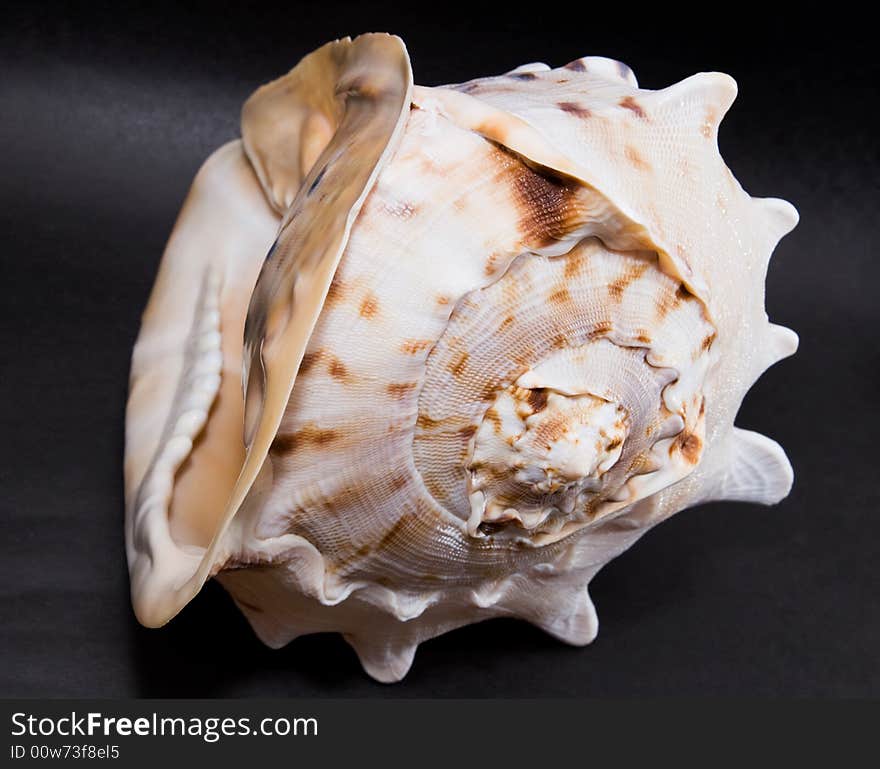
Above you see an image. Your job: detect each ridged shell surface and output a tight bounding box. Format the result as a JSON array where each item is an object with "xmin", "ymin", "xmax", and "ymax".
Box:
[{"xmin": 124, "ymin": 34, "xmax": 798, "ymax": 682}]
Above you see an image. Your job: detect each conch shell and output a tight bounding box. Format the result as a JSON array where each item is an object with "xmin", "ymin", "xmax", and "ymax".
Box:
[{"xmin": 124, "ymin": 34, "xmax": 798, "ymax": 682}]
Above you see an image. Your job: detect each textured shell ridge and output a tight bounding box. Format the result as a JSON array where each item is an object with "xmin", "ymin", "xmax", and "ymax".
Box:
[{"xmin": 123, "ymin": 35, "xmax": 798, "ymax": 682}]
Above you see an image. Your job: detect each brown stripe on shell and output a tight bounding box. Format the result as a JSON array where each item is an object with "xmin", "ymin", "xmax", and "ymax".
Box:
[
  {"xmin": 390, "ymin": 473, "xmax": 409, "ymax": 492},
  {"xmin": 564, "ymin": 59, "xmax": 587, "ymax": 72},
  {"xmin": 655, "ymin": 283, "xmax": 692, "ymax": 319},
  {"xmin": 672, "ymin": 431, "xmax": 702, "ymax": 464},
  {"xmin": 400, "ymin": 338, "xmax": 434, "ymax": 355},
  {"xmin": 548, "ymin": 285, "xmax": 572, "ymax": 305},
  {"xmin": 526, "ymin": 388, "xmax": 549, "ymax": 413},
  {"xmin": 655, "ymin": 289, "xmax": 675, "ymax": 318},
  {"xmin": 531, "ymin": 410, "xmax": 575, "ymax": 449},
  {"xmin": 325, "ymin": 277, "xmax": 348, "ymax": 306},
  {"xmin": 484, "ymin": 406, "xmax": 503, "ymax": 434},
  {"xmin": 491, "ymin": 145, "xmax": 583, "ymax": 248},
  {"xmin": 624, "ymin": 145, "xmax": 651, "ymax": 171},
  {"xmin": 387, "ymin": 381, "xmax": 419, "ymax": 400},
  {"xmin": 269, "ymin": 433, "xmax": 299, "ymax": 456},
  {"xmin": 416, "ymin": 412, "xmax": 448, "ymax": 431},
  {"xmin": 589, "ymin": 320, "xmax": 614, "ymax": 338},
  {"xmin": 564, "ymin": 250, "xmax": 587, "ymax": 278},
  {"xmin": 299, "ymin": 349, "xmax": 354, "ymax": 382},
  {"xmin": 618, "ymin": 96, "xmax": 648, "ymax": 119},
  {"xmin": 550, "ymin": 332, "xmax": 569, "ymax": 349},
  {"xmin": 299, "ymin": 349, "xmax": 324, "ymax": 375},
  {"xmin": 269, "ymin": 423, "xmax": 339, "ymax": 456},
  {"xmin": 328, "ymin": 355, "xmax": 351, "ymax": 382},
  {"xmin": 359, "ymin": 292, "xmax": 380, "ymax": 318},
  {"xmin": 691, "ymin": 333, "xmax": 717, "ymax": 361},
  {"xmin": 607, "ymin": 261, "xmax": 650, "ymax": 302},
  {"xmin": 558, "ymin": 101, "xmax": 592, "ymax": 118},
  {"xmin": 498, "ymin": 314, "xmax": 515, "ymax": 332},
  {"xmin": 449, "ymin": 349, "xmax": 470, "ymax": 378}
]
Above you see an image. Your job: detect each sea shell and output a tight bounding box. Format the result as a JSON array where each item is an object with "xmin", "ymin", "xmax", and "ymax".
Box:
[{"xmin": 124, "ymin": 34, "xmax": 798, "ymax": 682}]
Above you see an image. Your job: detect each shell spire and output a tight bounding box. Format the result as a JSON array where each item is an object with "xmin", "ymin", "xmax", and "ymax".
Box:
[{"xmin": 125, "ymin": 37, "xmax": 798, "ymax": 681}]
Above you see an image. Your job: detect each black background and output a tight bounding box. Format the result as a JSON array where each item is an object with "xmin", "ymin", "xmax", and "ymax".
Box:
[{"xmin": 1, "ymin": 1, "xmax": 877, "ymax": 697}]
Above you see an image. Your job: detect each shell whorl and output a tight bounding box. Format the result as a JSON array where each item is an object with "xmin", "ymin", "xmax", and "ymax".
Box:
[{"xmin": 416, "ymin": 241, "xmax": 715, "ymax": 546}]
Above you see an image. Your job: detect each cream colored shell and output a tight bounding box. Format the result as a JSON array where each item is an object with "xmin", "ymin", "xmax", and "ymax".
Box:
[{"xmin": 124, "ymin": 34, "xmax": 798, "ymax": 682}]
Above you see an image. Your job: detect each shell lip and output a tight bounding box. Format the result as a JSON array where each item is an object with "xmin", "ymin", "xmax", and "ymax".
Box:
[{"xmin": 127, "ymin": 32, "xmax": 414, "ymax": 628}]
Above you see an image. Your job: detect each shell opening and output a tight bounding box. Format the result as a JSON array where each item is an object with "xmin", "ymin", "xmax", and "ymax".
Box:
[{"xmin": 125, "ymin": 34, "xmax": 414, "ymax": 627}]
